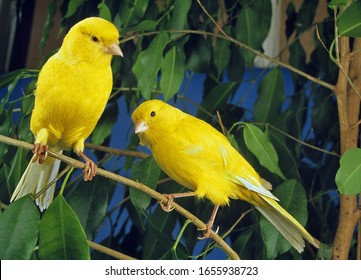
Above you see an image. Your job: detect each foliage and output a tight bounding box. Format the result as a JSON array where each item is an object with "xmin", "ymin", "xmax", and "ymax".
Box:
[{"xmin": 0, "ymin": 0, "xmax": 360, "ymax": 260}]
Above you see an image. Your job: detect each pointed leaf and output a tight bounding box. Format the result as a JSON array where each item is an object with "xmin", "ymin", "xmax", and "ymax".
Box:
[
  {"xmin": 40, "ymin": 0, "xmax": 57, "ymax": 51},
  {"xmin": 197, "ymin": 82, "xmax": 237, "ymax": 121},
  {"xmin": 170, "ymin": 0, "xmax": 191, "ymax": 31},
  {"xmin": 67, "ymin": 177, "xmax": 112, "ymax": 240},
  {"xmin": 338, "ymin": 1, "xmax": 361, "ymax": 37},
  {"xmin": 335, "ymin": 148, "xmax": 361, "ymax": 195},
  {"xmin": 90, "ymin": 101, "xmax": 118, "ymax": 145},
  {"xmin": 39, "ymin": 195, "xmax": 90, "ymax": 259},
  {"xmin": 213, "ymin": 38, "xmax": 231, "ymax": 78},
  {"xmin": 0, "ymin": 196, "xmax": 40, "ymax": 259},
  {"xmin": 98, "ymin": 2, "xmax": 112, "ymax": 21},
  {"xmin": 64, "ymin": 0, "xmax": 84, "ymax": 19},
  {"xmin": 254, "ymin": 68, "xmax": 285, "ymax": 124},
  {"xmin": 130, "ymin": 156, "xmax": 161, "ymax": 211},
  {"xmin": 160, "ymin": 46, "xmax": 185, "ymax": 101},
  {"xmin": 260, "ymin": 179, "xmax": 307, "ymax": 259},
  {"xmin": 185, "ymin": 35, "xmax": 211, "ymax": 73},
  {"xmin": 243, "ymin": 123, "xmax": 286, "ymax": 180},
  {"xmin": 235, "ymin": 0, "xmax": 271, "ymax": 65},
  {"xmin": 132, "ymin": 32, "xmax": 169, "ymax": 99},
  {"xmin": 328, "ymin": 0, "xmax": 349, "ymax": 8}
]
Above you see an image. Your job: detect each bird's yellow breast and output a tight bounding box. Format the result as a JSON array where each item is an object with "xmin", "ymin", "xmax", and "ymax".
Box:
[{"xmin": 30, "ymin": 53, "xmax": 112, "ymax": 150}]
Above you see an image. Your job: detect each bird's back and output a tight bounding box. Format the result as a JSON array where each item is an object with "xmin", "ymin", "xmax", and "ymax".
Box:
[{"xmin": 151, "ymin": 112, "xmax": 263, "ymax": 206}]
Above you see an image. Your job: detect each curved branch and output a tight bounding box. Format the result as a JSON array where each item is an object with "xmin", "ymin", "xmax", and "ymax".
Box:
[
  {"xmin": 0, "ymin": 134, "xmax": 240, "ymax": 260},
  {"xmin": 87, "ymin": 240, "xmax": 137, "ymax": 260},
  {"xmin": 122, "ymin": 29, "xmax": 335, "ymax": 92},
  {"xmin": 85, "ymin": 142, "xmax": 149, "ymax": 159}
]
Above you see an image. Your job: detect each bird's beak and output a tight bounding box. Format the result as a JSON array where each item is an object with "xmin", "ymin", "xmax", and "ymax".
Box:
[
  {"xmin": 105, "ymin": 43, "xmax": 123, "ymax": 57},
  {"xmin": 135, "ymin": 120, "xmax": 149, "ymax": 134}
]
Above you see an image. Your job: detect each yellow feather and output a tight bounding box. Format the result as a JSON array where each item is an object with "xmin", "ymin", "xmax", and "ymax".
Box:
[
  {"xmin": 132, "ymin": 99, "xmax": 319, "ymax": 252},
  {"xmin": 11, "ymin": 17, "xmax": 122, "ymax": 210}
]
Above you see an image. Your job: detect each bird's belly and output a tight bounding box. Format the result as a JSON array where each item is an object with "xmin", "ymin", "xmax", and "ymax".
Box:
[{"xmin": 31, "ymin": 88, "xmax": 109, "ymax": 149}]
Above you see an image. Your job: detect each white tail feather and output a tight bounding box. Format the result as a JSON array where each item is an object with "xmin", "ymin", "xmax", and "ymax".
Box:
[
  {"xmin": 11, "ymin": 153, "xmax": 62, "ymax": 211},
  {"xmin": 256, "ymin": 196, "xmax": 319, "ymax": 252}
]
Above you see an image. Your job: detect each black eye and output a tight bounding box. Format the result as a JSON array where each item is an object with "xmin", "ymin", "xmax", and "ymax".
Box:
[
  {"xmin": 150, "ymin": 111, "xmax": 156, "ymax": 117},
  {"xmin": 91, "ymin": 35, "xmax": 99, "ymax": 42}
]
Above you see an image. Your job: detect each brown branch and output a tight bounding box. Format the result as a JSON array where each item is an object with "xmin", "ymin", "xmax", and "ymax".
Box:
[
  {"xmin": 332, "ymin": 36, "xmax": 360, "ymax": 260},
  {"xmin": 87, "ymin": 240, "xmax": 137, "ymax": 260},
  {"xmin": 85, "ymin": 142, "xmax": 149, "ymax": 159},
  {"xmin": 0, "ymin": 134, "xmax": 240, "ymax": 260}
]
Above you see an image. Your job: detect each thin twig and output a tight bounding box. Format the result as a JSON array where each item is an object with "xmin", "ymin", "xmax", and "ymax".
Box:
[
  {"xmin": 87, "ymin": 240, "xmax": 137, "ymax": 260},
  {"xmin": 266, "ymin": 123, "xmax": 341, "ymax": 158},
  {"xmin": 85, "ymin": 142, "xmax": 149, "ymax": 159},
  {"xmin": 216, "ymin": 111, "xmax": 226, "ymax": 135},
  {"xmin": 196, "ymin": 0, "xmax": 228, "ymax": 37},
  {"xmin": 0, "ymin": 134, "xmax": 240, "ymax": 260},
  {"xmin": 121, "ymin": 29, "xmax": 336, "ymax": 92}
]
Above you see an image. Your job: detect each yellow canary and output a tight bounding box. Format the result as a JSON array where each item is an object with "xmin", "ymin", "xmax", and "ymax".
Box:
[
  {"xmin": 131, "ymin": 100, "xmax": 318, "ymax": 253},
  {"xmin": 11, "ymin": 17, "xmax": 123, "ymax": 211}
]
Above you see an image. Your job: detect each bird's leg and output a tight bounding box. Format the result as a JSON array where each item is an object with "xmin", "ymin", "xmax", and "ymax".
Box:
[
  {"xmin": 79, "ymin": 151, "xmax": 97, "ymax": 181},
  {"xmin": 32, "ymin": 143, "xmax": 48, "ymax": 164},
  {"xmin": 199, "ymin": 204, "xmax": 220, "ymax": 239},
  {"xmin": 159, "ymin": 191, "xmax": 197, "ymax": 212}
]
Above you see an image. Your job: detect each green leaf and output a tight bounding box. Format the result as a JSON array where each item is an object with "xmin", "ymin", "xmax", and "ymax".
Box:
[
  {"xmin": 328, "ymin": 0, "xmax": 349, "ymax": 8},
  {"xmin": 227, "ymin": 44, "xmax": 245, "ymax": 82},
  {"xmin": 0, "ymin": 110, "xmax": 11, "ymax": 158},
  {"xmin": 130, "ymin": 156, "xmax": 161, "ymax": 211},
  {"xmin": 260, "ymin": 179, "xmax": 308, "ymax": 259},
  {"xmin": 316, "ymin": 243, "xmax": 333, "ymax": 260},
  {"xmin": 98, "ymin": 2, "xmax": 112, "ymax": 21},
  {"xmin": 39, "ymin": 195, "xmax": 90, "ymax": 260},
  {"xmin": 132, "ymin": 32, "xmax": 169, "ymax": 99},
  {"xmin": 243, "ymin": 123, "xmax": 286, "ymax": 180},
  {"xmin": 254, "ymin": 68, "xmax": 285, "ymax": 124},
  {"xmin": 294, "ymin": 1, "xmax": 318, "ymax": 34},
  {"xmin": 269, "ymin": 131, "xmax": 301, "ymax": 181},
  {"xmin": 213, "ymin": 38, "xmax": 231, "ymax": 78},
  {"xmin": 338, "ymin": 1, "xmax": 361, "ymax": 37},
  {"xmin": 118, "ymin": 0, "xmax": 149, "ymax": 27},
  {"xmin": 90, "ymin": 101, "xmax": 118, "ymax": 145},
  {"xmin": 0, "ymin": 69, "xmax": 26, "ymax": 89},
  {"xmin": 64, "ymin": 0, "xmax": 84, "ymax": 19},
  {"xmin": 335, "ymin": 148, "xmax": 361, "ymax": 195},
  {"xmin": 130, "ymin": 20, "xmax": 158, "ymax": 32},
  {"xmin": 40, "ymin": 0, "xmax": 57, "ymax": 51},
  {"xmin": 160, "ymin": 46, "xmax": 185, "ymax": 101},
  {"xmin": 0, "ymin": 196, "xmax": 40, "ymax": 259},
  {"xmin": 170, "ymin": 0, "xmax": 191, "ymax": 31},
  {"xmin": 185, "ymin": 35, "xmax": 211, "ymax": 73},
  {"xmin": 143, "ymin": 207, "xmax": 178, "ymax": 259},
  {"xmin": 197, "ymin": 82, "xmax": 237, "ymax": 121},
  {"xmin": 235, "ymin": 0, "xmax": 271, "ymax": 65},
  {"xmin": 7, "ymin": 148, "xmax": 29, "ymax": 188},
  {"xmin": 67, "ymin": 176, "xmax": 112, "ymax": 240}
]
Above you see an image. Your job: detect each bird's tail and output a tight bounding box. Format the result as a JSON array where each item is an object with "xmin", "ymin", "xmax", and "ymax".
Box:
[
  {"xmin": 10, "ymin": 152, "xmax": 62, "ymax": 211},
  {"xmin": 255, "ymin": 196, "xmax": 319, "ymax": 253}
]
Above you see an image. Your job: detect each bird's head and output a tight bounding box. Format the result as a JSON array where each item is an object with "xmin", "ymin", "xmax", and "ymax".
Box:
[
  {"xmin": 61, "ymin": 17, "xmax": 123, "ymax": 62},
  {"xmin": 131, "ymin": 100, "xmax": 183, "ymax": 147}
]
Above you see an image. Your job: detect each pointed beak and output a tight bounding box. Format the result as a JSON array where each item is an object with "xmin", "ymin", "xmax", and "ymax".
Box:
[
  {"xmin": 106, "ymin": 43, "xmax": 123, "ymax": 57},
  {"xmin": 135, "ymin": 120, "xmax": 149, "ymax": 134}
]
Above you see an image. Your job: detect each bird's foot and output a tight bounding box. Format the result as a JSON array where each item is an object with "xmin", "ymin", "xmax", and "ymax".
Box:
[
  {"xmin": 32, "ymin": 143, "xmax": 48, "ymax": 164},
  {"xmin": 79, "ymin": 151, "xmax": 97, "ymax": 181},
  {"xmin": 159, "ymin": 194, "xmax": 175, "ymax": 212},
  {"xmin": 197, "ymin": 225, "xmax": 219, "ymax": 240}
]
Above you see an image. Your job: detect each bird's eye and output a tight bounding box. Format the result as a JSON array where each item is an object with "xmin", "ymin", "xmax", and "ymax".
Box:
[
  {"xmin": 150, "ymin": 111, "xmax": 156, "ymax": 117},
  {"xmin": 91, "ymin": 35, "xmax": 99, "ymax": 42}
]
